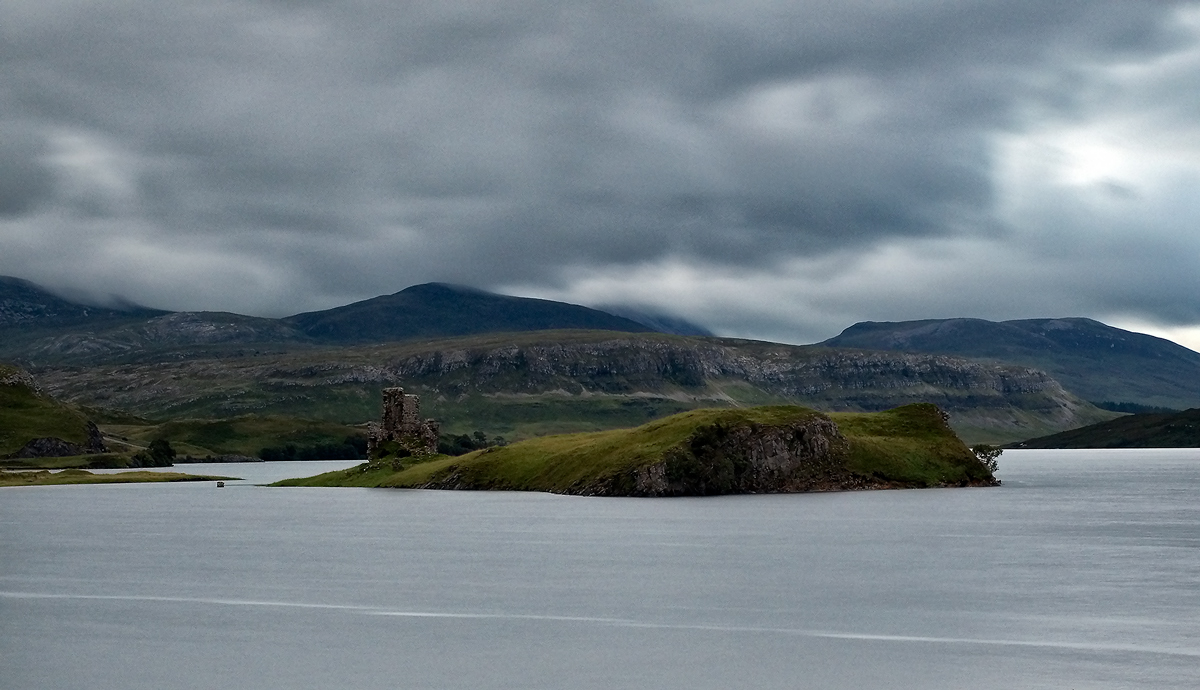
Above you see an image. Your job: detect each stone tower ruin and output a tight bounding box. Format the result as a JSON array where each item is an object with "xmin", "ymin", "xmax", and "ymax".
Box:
[{"xmin": 367, "ymin": 387, "xmax": 440, "ymax": 457}]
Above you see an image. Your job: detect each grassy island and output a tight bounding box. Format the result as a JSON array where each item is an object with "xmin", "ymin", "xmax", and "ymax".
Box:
[
  {"xmin": 0, "ymin": 469, "xmax": 238, "ymax": 487},
  {"xmin": 275, "ymin": 403, "xmax": 997, "ymax": 496}
]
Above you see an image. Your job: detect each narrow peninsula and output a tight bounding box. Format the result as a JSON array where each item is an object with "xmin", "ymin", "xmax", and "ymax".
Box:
[{"xmin": 0, "ymin": 469, "xmax": 237, "ymax": 487}]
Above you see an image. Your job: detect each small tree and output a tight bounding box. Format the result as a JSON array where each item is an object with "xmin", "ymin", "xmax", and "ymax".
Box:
[
  {"xmin": 148, "ymin": 439, "xmax": 177, "ymax": 464},
  {"xmin": 970, "ymin": 444, "xmax": 1002, "ymax": 473}
]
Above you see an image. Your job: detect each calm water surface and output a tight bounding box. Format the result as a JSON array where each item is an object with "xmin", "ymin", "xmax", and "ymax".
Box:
[{"xmin": 2, "ymin": 450, "xmax": 1199, "ymax": 689}]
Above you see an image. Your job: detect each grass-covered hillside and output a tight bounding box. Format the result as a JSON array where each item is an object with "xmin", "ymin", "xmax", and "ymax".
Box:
[
  {"xmin": 0, "ymin": 363, "xmax": 98, "ymax": 457},
  {"xmin": 278, "ymin": 403, "xmax": 997, "ymax": 496},
  {"xmin": 4, "ymin": 362, "xmax": 365, "ymax": 466},
  {"xmin": 101, "ymin": 415, "xmax": 366, "ymax": 459},
  {"xmin": 1011, "ymin": 407, "xmax": 1200, "ymax": 448}
]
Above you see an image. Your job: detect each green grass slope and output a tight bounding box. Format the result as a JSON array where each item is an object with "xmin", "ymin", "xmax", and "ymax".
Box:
[
  {"xmin": 2, "ymin": 453, "xmax": 150, "ymax": 470},
  {"xmin": 278, "ymin": 403, "xmax": 996, "ymax": 495},
  {"xmin": 1011, "ymin": 408, "xmax": 1200, "ymax": 448},
  {"xmin": 828, "ymin": 406, "xmax": 993, "ymax": 486},
  {"xmin": 0, "ymin": 364, "xmax": 95, "ymax": 456}
]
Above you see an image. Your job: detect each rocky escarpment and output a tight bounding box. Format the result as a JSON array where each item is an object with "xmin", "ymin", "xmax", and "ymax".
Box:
[
  {"xmin": 32, "ymin": 334, "xmax": 1071, "ymax": 410},
  {"xmin": 372, "ymin": 337, "xmax": 1066, "ymax": 402},
  {"xmin": 27, "ymin": 332, "xmax": 1113, "ymax": 444}
]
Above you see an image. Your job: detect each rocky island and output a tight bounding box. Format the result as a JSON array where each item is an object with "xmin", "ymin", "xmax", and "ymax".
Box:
[{"xmin": 278, "ymin": 388, "xmax": 998, "ymax": 495}]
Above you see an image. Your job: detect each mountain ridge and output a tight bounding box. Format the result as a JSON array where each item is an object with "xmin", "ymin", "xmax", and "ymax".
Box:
[
  {"xmin": 0, "ymin": 276, "xmax": 166, "ymax": 330},
  {"xmin": 3, "ymin": 275, "xmax": 1185, "ymax": 443},
  {"xmin": 281, "ymin": 282, "xmax": 654, "ymax": 343},
  {"xmin": 821, "ymin": 317, "xmax": 1200, "ymax": 410},
  {"xmin": 28, "ymin": 330, "xmax": 1115, "ymax": 444},
  {"xmin": 0, "ymin": 277, "xmax": 673, "ymax": 363}
]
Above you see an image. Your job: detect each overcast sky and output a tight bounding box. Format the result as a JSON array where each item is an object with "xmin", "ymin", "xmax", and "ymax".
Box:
[{"xmin": 3, "ymin": 1, "xmax": 1200, "ymax": 346}]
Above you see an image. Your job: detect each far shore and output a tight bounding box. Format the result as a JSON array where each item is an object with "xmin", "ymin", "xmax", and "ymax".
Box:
[{"xmin": 0, "ymin": 468, "xmax": 239, "ymax": 488}]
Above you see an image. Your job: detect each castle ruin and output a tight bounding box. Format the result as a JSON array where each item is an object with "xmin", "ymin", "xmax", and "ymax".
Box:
[{"xmin": 367, "ymin": 387, "xmax": 440, "ymax": 457}]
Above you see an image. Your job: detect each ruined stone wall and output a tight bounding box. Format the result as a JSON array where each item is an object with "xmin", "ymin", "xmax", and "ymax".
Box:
[
  {"xmin": 368, "ymin": 386, "xmax": 439, "ymax": 457},
  {"xmin": 380, "ymin": 388, "xmax": 412, "ymax": 433}
]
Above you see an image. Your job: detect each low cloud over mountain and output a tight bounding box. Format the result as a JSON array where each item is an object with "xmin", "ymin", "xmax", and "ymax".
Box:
[{"xmin": 3, "ymin": 1, "xmax": 1200, "ymax": 345}]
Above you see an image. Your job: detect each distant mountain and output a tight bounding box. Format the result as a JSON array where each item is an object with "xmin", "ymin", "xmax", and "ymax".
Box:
[
  {"xmin": 594, "ymin": 305, "xmax": 713, "ymax": 336},
  {"xmin": 281, "ymin": 283, "xmax": 653, "ymax": 343},
  {"xmin": 0, "ymin": 276, "xmax": 164, "ymax": 329},
  {"xmin": 9, "ymin": 311, "xmax": 312, "ymax": 364},
  {"xmin": 0, "ymin": 278, "xmax": 664, "ymax": 363},
  {"xmin": 821, "ymin": 317, "xmax": 1200, "ymax": 410},
  {"xmin": 1012, "ymin": 408, "xmax": 1200, "ymax": 448},
  {"xmin": 0, "ymin": 275, "xmax": 1176, "ymax": 444}
]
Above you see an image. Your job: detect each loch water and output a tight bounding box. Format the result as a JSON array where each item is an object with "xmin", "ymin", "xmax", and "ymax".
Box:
[{"xmin": 2, "ymin": 451, "xmax": 1199, "ymax": 690}]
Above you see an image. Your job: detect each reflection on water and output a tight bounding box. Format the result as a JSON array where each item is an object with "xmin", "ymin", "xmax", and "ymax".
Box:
[{"xmin": 2, "ymin": 449, "xmax": 1199, "ymax": 690}]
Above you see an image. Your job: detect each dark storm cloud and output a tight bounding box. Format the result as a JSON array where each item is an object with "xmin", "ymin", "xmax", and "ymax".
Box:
[{"xmin": 1, "ymin": 0, "xmax": 1199, "ymax": 344}]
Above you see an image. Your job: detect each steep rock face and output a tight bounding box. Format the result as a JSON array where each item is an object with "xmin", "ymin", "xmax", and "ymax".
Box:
[{"xmin": 618, "ymin": 415, "xmax": 859, "ymax": 496}]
